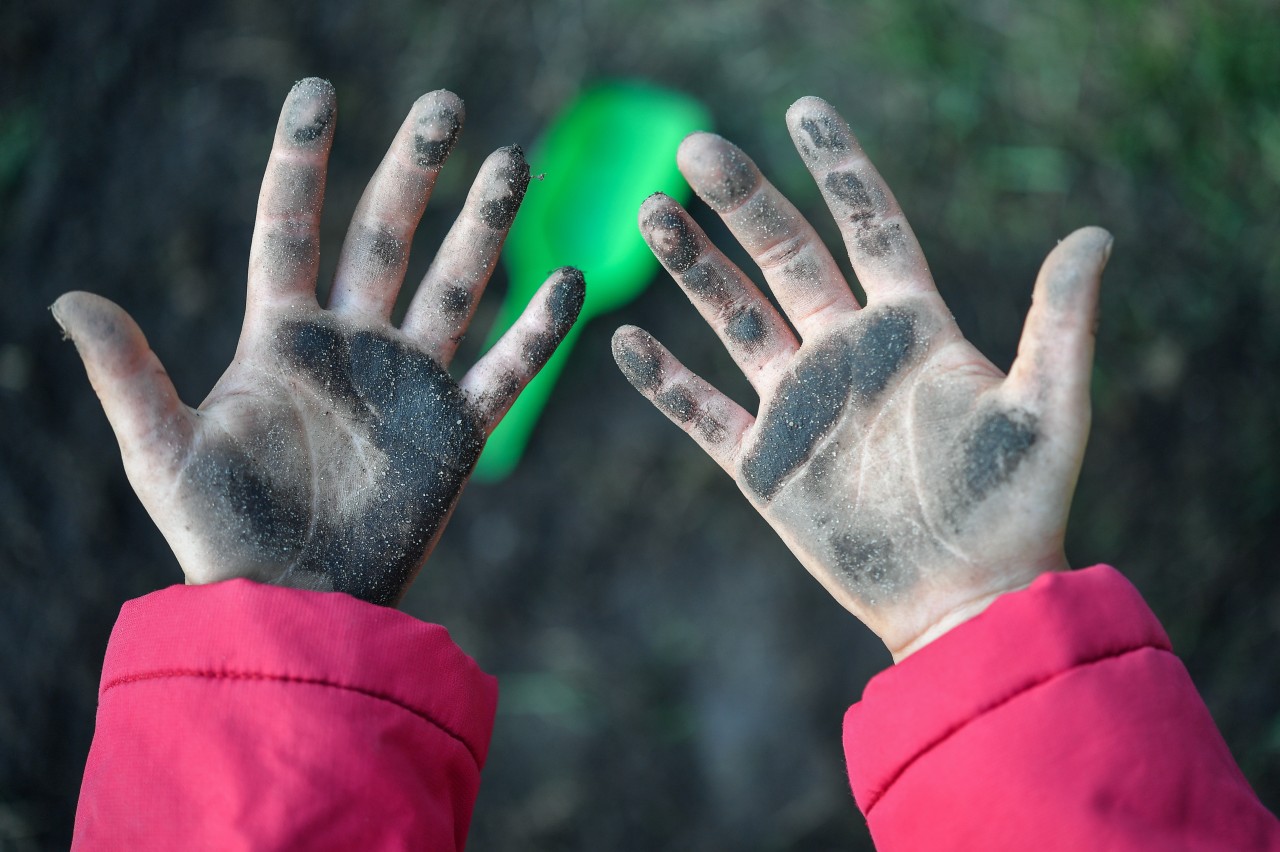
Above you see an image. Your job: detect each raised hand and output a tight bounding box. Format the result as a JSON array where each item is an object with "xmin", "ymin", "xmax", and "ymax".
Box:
[
  {"xmin": 53, "ymin": 78, "xmax": 584, "ymax": 606},
  {"xmin": 613, "ymin": 96, "xmax": 1111, "ymax": 659}
]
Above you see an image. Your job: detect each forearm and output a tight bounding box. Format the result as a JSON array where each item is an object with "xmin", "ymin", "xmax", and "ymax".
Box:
[{"xmin": 73, "ymin": 580, "xmax": 496, "ymax": 852}]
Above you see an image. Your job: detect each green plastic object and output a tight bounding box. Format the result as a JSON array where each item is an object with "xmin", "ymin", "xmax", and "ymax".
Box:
[{"xmin": 472, "ymin": 80, "xmax": 711, "ymax": 482}]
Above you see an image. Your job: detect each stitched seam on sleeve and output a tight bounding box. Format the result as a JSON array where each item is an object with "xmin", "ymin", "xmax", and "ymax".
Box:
[
  {"xmin": 863, "ymin": 642, "xmax": 1168, "ymax": 815},
  {"xmin": 102, "ymin": 668, "xmax": 482, "ymax": 769}
]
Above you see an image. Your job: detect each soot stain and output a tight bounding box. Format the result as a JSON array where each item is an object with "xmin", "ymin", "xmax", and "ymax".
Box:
[
  {"xmin": 287, "ymin": 83, "xmax": 335, "ymax": 145},
  {"xmin": 655, "ymin": 386, "xmax": 698, "ymax": 422},
  {"xmin": 726, "ymin": 304, "xmax": 767, "ymax": 349},
  {"xmin": 681, "ymin": 263, "xmax": 734, "ymax": 306},
  {"xmin": 413, "ymin": 108, "xmax": 462, "ymax": 169},
  {"xmin": 856, "ymin": 222, "xmax": 907, "ymax": 259},
  {"xmin": 273, "ymin": 319, "xmax": 484, "ymax": 605},
  {"xmin": 613, "ymin": 332, "xmax": 664, "ymax": 393},
  {"xmin": 258, "ymin": 232, "xmax": 318, "ymax": 278},
  {"xmin": 440, "ymin": 284, "xmax": 472, "ymax": 317},
  {"xmin": 963, "ymin": 410, "xmax": 1038, "ymax": 501},
  {"xmin": 800, "ymin": 441, "xmax": 839, "ymax": 498},
  {"xmin": 797, "ymin": 114, "xmax": 848, "ymax": 157},
  {"xmin": 737, "ymin": 191, "xmax": 794, "ymax": 244},
  {"xmin": 643, "ymin": 202, "xmax": 701, "ymax": 273},
  {"xmin": 824, "ymin": 170, "xmax": 880, "ymax": 215},
  {"xmin": 492, "ymin": 372, "xmax": 521, "ymax": 402},
  {"xmin": 741, "ymin": 308, "xmax": 916, "ymax": 499},
  {"xmin": 478, "ymin": 146, "xmax": 530, "ymax": 229},
  {"xmin": 547, "ymin": 267, "xmax": 586, "ymax": 336},
  {"xmin": 824, "ymin": 180, "xmax": 890, "ymax": 256},
  {"xmin": 741, "ymin": 336, "xmax": 853, "ymax": 499},
  {"xmin": 472, "ymin": 372, "xmax": 523, "ymax": 424},
  {"xmin": 280, "ymin": 320, "xmax": 364, "ymax": 409},
  {"xmin": 831, "ymin": 531, "xmax": 905, "ymax": 597},
  {"xmin": 522, "ymin": 333, "xmax": 555, "ymax": 367},
  {"xmin": 700, "ymin": 145, "xmax": 757, "ymax": 212},
  {"xmin": 368, "ymin": 230, "xmax": 404, "ymax": 267},
  {"xmin": 783, "ymin": 253, "xmax": 821, "ymax": 287},
  {"xmin": 696, "ymin": 415, "xmax": 727, "ymax": 444},
  {"xmin": 848, "ymin": 306, "xmax": 916, "ymax": 400},
  {"xmin": 187, "ymin": 442, "xmax": 310, "ymax": 566}
]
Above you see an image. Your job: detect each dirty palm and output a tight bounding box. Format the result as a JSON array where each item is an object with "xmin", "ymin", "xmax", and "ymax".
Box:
[
  {"xmin": 614, "ymin": 96, "xmax": 1111, "ymax": 658},
  {"xmin": 52, "ymin": 78, "xmax": 584, "ymax": 606}
]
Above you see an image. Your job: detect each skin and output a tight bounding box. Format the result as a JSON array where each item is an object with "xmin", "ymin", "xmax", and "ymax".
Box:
[
  {"xmin": 52, "ymin": 78, "xmax": 585, "ymax": 606},
  {"xmin": 614, "ymin": 96, "xmax": 1112, "ymax": 660}
]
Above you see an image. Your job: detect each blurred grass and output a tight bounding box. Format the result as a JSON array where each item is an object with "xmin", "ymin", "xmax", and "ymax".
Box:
[{"xmin": 2, "ymin": 0, "xmax": 1279, "ymax": 849}]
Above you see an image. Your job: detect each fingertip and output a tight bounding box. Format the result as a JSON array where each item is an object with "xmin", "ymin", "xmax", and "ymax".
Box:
[
  {"xmin": 496, "ymin": 143, "xmax": 528, "ymax": 170},
  {"xmin": 51, "ymin": 292, "xmax": 192, "ymax": 463},
  {"xmin": 638, "ymin": 195, "xmax": 703, "ymax": 272},
  {"xmin": 415, "ymin": 88, "xmax": 464, "ymax": 118},
  {"xmin": 410, "ymin": 89, "xmax": 465, "ymax": 169},
  {"xmin": 674, "ymin": 131, "xmax": 712, "ymax": 175},
  {"xmin": 786, "ymin": 94, "xmax": 833, "ymax": 122},
  {"xmin": 638, "ymin": 191, "xmax": 675, "ymax": 222},
  {"xmin": 545, "ymin": 267, "xmax": 586, "ymax": 337},
  {"xmin": 50, "ymin": 291, "xmax": 124, "ymax": 348},
  {"xmin": 677, "ymin": 129, "xmax": 716, "ymax": 155},
  {"xmin": 611, "ymin": 326, "xmax": 665, "ymax": 393},
  {"xmin": 676, "ymin": 132, "xmax": 759, "ymax": 213},
  {"xmin": 49, "ymin": 291, "xmax": 77, "ymax": 337},
  {"xmin": 610, "ymin": 323, "xmax": 640, "ymax": 355},
  {"xmin": 786, "ymin": 96, "xmax": 853, "ymax": 165},
  {"xmin": 1039, "ymin": 226, "xmax": 1114, "ymax": 309},
  {"xmin": 1064, "ymin": 225, "xmax": 1114, "ymax": 264},
  {"xmin": 292, "ymin": 76, "xmax": 335, "ymax": 94},
  {"xmin": 283, "ymin": 78, "xmax": 337, "ymax": 147},
  {"xmin": 1010, "ymin": 227, "xmax": 1114, "ymax": 404},
  {"xmin": 475, "ymin": 145, "xmax": 530, "ymax": 230}
]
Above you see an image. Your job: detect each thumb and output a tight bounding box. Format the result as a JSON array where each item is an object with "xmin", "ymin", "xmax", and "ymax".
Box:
[
  {"xmin": 1006, "ymin": 227, "xmax": 1113, "ymax": 416},
  {"xmin": 52, "ymin": 291, "xmax": 193, "ymax": 470}
]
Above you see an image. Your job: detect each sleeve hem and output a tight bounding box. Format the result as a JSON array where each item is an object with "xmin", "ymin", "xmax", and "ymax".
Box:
[
  {"xmin": 843, "ymin": 565, "xmax": 1170, "ymax": 813},
  {"xmin": 101, "ymin": 578, "xmax": 498, "ymax": 768},
  {"xmin": 861, "ymin": 641, "xmax": 1168, "ymax": 815},
  {"xmin": 101, "ymin": 666, "xmax": 487, "ymax": 770}
]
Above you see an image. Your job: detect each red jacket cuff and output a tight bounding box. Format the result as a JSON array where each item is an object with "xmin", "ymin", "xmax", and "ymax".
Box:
[
  {"xmin": 101, "ymin": 578, "xmax": 498, "ymax": 769},
  {"xmin": 842, "ymin": 565, "xmax": 1168, "ymax": 814}
]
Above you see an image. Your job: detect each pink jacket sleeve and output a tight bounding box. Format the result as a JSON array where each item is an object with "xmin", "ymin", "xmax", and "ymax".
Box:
[
  {"xmin": 72, "ymin": 579, "xmax": 497, "ymax": 852},
  {"xmin": 844, "ymin": 565, "xmax": 1280, "ymax": 851}
]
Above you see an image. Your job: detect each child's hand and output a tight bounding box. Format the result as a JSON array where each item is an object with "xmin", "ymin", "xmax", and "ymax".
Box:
[
  {"xmin": 53, "ymin": 78, "xmax": 583, "ymax": 606},
  {"xmin": 613, "ymin": 97, "xmax": 1111, "ymax": 659}
]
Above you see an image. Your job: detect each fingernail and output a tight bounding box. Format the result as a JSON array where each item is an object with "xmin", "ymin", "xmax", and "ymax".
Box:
[{"xmin": 49, "ymin": 296, "xmax": 72, "ymax": 339}]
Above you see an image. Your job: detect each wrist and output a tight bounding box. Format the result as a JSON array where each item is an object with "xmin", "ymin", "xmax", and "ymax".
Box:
[
  {"xmin": 886, "ymin": 553, "xmax": 1069, "ymax": 661},
  {"xmin": 889, "ymin": 585, "xmax": 1030, "ymax": 662}
]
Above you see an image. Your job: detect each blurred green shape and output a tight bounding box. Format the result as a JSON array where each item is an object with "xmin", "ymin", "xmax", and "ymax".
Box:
[{"xmin": 473, "ymin": 80, "xmax": 711, "ymax": 482}]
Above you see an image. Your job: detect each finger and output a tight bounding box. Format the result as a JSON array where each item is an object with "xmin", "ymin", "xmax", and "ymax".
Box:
[
  {"xmin": 611, "ymin": 326, "xmax": 754, "ymax": 475},
  {"xmin": 248, "ymin": 78, "xmax": 337, "ymax": 309},
  {"xmin": 51, "ymin": 291, "xmax": 194, "ymax": 471},
  {"xmin": 1007, "ymin": 227, "xmax": 1113, "ymax": 414},
  {"xmin": 459, "ymin": 267, "xmax": 585, "ymax": 433},
  {"xmin": 676, "ymin": 132, "xmax": 860, "ymax": 335},
  {"xmin": 639, "ymin": 193, "xmax": 799, "ymax": 389},
  {"xmin": 785, "ymin": 96, "xmax": 934, "ymax": 302},
  {"xmin": 401, "ymin": 145, "xmax": 530, "ymax": 362},
  {"xmin": 328, "ymin": 90, "xmax": 465, "ymax": 320}
]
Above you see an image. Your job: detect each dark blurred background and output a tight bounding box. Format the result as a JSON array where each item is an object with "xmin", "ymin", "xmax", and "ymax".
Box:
[{"xmin": 3, "ymin": 0, "xmax": 1279, "ymax": 848}]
